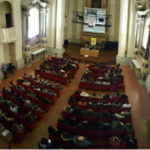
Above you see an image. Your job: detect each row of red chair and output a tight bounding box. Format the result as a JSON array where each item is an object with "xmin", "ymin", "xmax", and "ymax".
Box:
[
  {"xmin": 17, "ymin": 81, "xmax": 56, "ymax": 104},
  {"xmin": 0, "ymin": 102, "xmax": 35, "ymax": 141},
  {"xmin": 61, "ymin": 111, "xmax": 132, "ymax": 123},
  {"xmin": 57, "ymin": 121, "xmax": 135, "ymax": 139},
  {"xmin": 36, "ymin": 58, "xmax": 79, "ymax": 85},
  {"xmin": 51, "ymin": 57, "xmax": 79, "ymax": 68},
  {"xmin": 72, "ymin": 94, "xmax": 128, "ymax": 104},
  {"xmin": 79, "ymin": 82, "xmax": 125, "ymax": 91},
  {"xmin": 3, "ymin": 92, "xmax": 44, "ymax": 121},
  {"xmin": 68, "ymin": 102, "xmax": 130, "ymax": 113},
  {"xmin": 49, "ymin": 59, "xmax": 78, "ymax": 75},
  {"xmin": 0, "ymin": 107, "xmax": 25, "ymax": 143},
  {"xmin": 1, "ymin": 70, "xmax": 63, "ymax": 143},
  {"xmin": 88, "ymin": 65, "xmax": 122, "ymax": 73},
  {"xmin": 23, "ymin": 76, "xmax": 61, "ymax": 97},
  {"xmin": 49, "ymin": 132, "xmax": 137, "ymax": 149},
  {"xmin": 35, "ymin": 69, "xmax": 69, "ymax": 85},
  {"xmin": 82, "ymin": 73, "xmax": 124, "ymax": 84},
  {"xmin": 9, "ymin": 86, "xmax": 51, "ymax": 112}
]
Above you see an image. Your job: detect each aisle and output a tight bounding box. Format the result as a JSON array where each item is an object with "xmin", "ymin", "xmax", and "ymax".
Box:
[{"xmin": 122, "ymin": 66, "xmax": 150, "ymax": 149}]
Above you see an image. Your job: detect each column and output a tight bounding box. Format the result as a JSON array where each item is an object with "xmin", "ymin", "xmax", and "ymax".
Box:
[
  {"xmin": 47, "ymin": 0, "xmax": 57, "ymax": 49},
  {"xmin": 75, "ymin": 0, "xmax": 84, "ymax": 42},
  {"xmin": 127, "ymin": 0, "xmax": 137, "ymax": 57},
  {"xmin": 116, "ymin": 0, "xmax": 130, "ymax": 65},
  {"xmin": 66, "ymin": 0, "xmax": 74, "ymax": 41},
  {"xmin": 55, "ymin": 0, "xmax": 65, "ymax": 57},
  {"xmin": 23, "ymin": 11, "xmax": 31, "ymax": 51},
  {"xmin": 13, "ymin": 0, "xmax": 24, "ymax": 69},
  {"xmin": 40, "ymin": 7, "xmax": 47, "ymax": 47},
  {"xmin": 107, "ymin": 0, "xmax": 116, "ymax": 41},
  {"xmin": 0, "ymin": 44, "xmax": 5, "ymax": 80}
]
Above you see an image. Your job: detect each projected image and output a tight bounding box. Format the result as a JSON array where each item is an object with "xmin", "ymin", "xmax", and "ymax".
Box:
[
  {"xmin": 142, "ymin": 18, "xmax": 150, "ymax": 50},
  {"xmin": 83, "ymin": 8, "xmax": 106, "ymax": 34},
  {"xmin": 28, "ymin": 7, "xmax": 40, "ymax": 39}
]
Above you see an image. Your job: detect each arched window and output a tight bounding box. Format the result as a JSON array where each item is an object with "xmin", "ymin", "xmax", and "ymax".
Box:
[
  {"xmin": 28, "ymin": 7, "xmax": 40, "ymax": 39},
  {"xmin": 22, "ymin": 0, "xmax": 49, "ymax": 51},
  {"xmin": 142, "ymin": 18, "xmax": 150, "ymax": 50}
]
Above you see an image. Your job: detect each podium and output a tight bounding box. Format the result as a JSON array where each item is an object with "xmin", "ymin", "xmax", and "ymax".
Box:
[{"xmin": 80, "ymin": 48, "xmax": 99, "ymax": 57}]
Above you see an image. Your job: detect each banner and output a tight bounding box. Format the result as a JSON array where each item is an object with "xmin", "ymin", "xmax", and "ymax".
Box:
[{"xmin": 91, "ymin": 37, "xmax": 96, "ymax": 46}]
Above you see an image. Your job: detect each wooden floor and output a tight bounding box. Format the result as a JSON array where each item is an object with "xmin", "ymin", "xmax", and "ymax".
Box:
[{"xmin": 0, "ymin": 43, "xmax": 150, "ymax": 149}]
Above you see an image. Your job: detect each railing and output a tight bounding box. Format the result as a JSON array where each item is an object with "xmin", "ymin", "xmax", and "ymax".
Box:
[{"xmin": 0, "ymin": 27, "xmax": 17, "ymax": 43}]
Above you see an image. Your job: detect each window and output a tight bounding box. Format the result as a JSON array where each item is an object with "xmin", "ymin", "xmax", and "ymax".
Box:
[
  {"xmin": 135, "ymin": 23, "xmax": 141, "ymax": 48},
  {"xmin": 28, "ymin": 7, "xmax": 39, "ymax": 39},
  {"xmin": 142, "ymin": 18, "xmax": 150, "ymax": 50}
]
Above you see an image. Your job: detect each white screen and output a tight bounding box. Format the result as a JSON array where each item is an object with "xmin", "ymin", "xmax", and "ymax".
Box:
[
  {"xmin": 83, "ymin": 8, "xmax": 106, "ymax": 34},
  {"xmin": 28, "ymin": 7, "xmax": 39, "ymax": 39}
]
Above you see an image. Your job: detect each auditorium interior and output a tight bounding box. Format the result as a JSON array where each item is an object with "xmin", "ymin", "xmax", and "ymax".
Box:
[{"xmin": 0, "ymin": 0, "xmax": 150, "ymax": 149}]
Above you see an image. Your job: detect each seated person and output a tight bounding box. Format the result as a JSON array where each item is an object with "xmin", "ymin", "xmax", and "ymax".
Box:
[
  {"xmin": 80, "ymin": 91, "xmax": 89, "ymax": 97},
  {"xmin": 78, "ymin": 121, "xmax": 90, "ymax": 129},
  {"xmin": 112, "ymin": 121, "xmax": 127, "ymax": 131},
  {"xmin": 53, "ymin": 83, "xmax": 61, "ymax": 89},
  {"xmin": 89, "ymin": 101, "xmax": 100, "ymax": 106},
  {"xmin": 24, "ymin": 112, "xmax": 37, "ymax": 123},
  {"xmin": 104, "ymin": 74, "xmax": 110, "ymax": 81},
  {"xmin": 122, "ymin": 103, "xmax": 131, "ymax": 108},
  {"xmin": 11, "ymin": 122, "xmax": 24, "ymax": 134},
  {"xmin": 64, "ymin": 105, "xmax": 73, "ymax": 113},
  {"xmin": 48, "ymin": 126, "xmax": 60, "ymax": 136},
  {"xmin": 63, "ymin": 73, "xmax": 68, "ymax": 79},
  {"xmin": 100, "ymin": 122, "xmax": 112, "ymax": 130},
  {"xmin": 72, "ymin": 135, "xmax": 91, "ymax": 147},
  {"xmin": 121, "ymin": 93, "xmax": 128, "ymax": 100},
  {"xmin": 22, "ymin": 81, "xmax": 31, "ymax": 86},
  {"xmin": 17, "ymin": 77, "xmax": 24, "ymax": 83},
  {"xmin": 78, "ymin": 100, "xmax": 87, "ymax": 106},
  {"xmin": 61, "ymin": 132, "xmax": 72, "ymax": 142},
  {"xmin": 73, "ymin": 107, "xmax": 83, "ymax": 115},
  {"xmin": 84, "ymin": 109, "xmax": 94, "ymax": 117},
  {"xmin": 38, "ymin": 138, "xmax": 54, "ymax": 149},
  {"xmin": 112, "ymin": 101, "xmax": 122, "ymax": 107},
  {"xmin": 122, "ymin": 134, "xmax": 137, "ymax": 146},
  {"xmin": 67, "ymin": 117, "xmax": 78, "ymax": 126},
  {"xmin": 103, "ymin": 94, "xmax": 110, "ymax": 99},
  {"xmin": 102, "ymin": 102, "xmax": 112, "ymax": 107},
  {"xmin": 4, "ymin": 115, "xmax": 15, "ymax": 126},
  {"xmin": 10, "ymin": 105, "xmax": 18, "ymax": 113},
  {"xmin": 95, "ymin": 80, "xmax": 102, "ymax": 85},
  {"xmin": 99, "ymin": 111, "xmax": 112, "ymax": 118},
  {"xmin": 109, "ymin": 136, "xmax": 124, "ymax": 147}
]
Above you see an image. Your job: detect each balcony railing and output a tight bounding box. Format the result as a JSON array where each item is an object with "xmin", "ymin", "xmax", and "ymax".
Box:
[{"xmin": 0, "ymin": 27, "xmax": 17, "ymax": 43}]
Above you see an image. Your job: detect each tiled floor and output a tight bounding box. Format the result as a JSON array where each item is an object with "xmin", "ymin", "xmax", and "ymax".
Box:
[{"xmin": 0, "ymin": 44, "xmax": 150, "ymax": 149}]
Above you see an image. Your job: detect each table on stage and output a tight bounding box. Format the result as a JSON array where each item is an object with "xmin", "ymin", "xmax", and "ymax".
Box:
[{"xmin": 80, "ymin": 48, "xmax": 99, "ymax": 57}]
